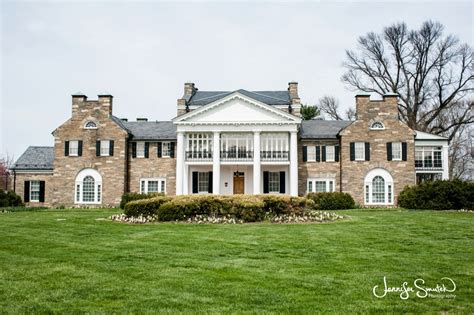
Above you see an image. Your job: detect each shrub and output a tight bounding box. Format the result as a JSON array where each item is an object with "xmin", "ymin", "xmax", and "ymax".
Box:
[
  {"xmin": 260, "ymin": 195, "xmax": 315, "ymax": 215},
  {"xmin": 124, "ymin": 196, "xmax": 172, "ymax": 217},
  {"xmin": 398, "ymin": 180, "xmax": 474, "ymax": 210},
  {"xmin": 307, "ymin": 192, "xmax": 355, "ymax": 210},
  {"xmin": 120, "ymin": 192, "xmax": 163, "ymax": 209},
  {"xmin": 0, "ymin": 189, "xmax": 24, "ymax": 208}
]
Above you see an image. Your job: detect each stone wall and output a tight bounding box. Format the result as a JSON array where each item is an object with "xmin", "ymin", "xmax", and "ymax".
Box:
[{"xmin": 14, "ymin": 172, "xmax": 53, "ymax": 207}]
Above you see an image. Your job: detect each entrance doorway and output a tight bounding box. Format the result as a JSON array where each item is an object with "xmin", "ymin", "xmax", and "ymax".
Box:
[{"xmin": 233, "ymin": 172, "xmax": 245, "ymax": 194}]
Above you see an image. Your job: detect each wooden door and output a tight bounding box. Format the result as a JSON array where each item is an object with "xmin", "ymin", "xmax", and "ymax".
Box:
[{"xmin": 233, "ymin": 176, "xmax": 244, "ymax": 194}]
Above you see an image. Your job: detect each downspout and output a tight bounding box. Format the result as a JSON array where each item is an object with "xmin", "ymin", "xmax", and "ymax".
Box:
[
  {"xmin": 125, "ymin": 134, "xmax": 131, "ymax": 193},
  {"xmin": 13, "ymin": 169, "xmax": 16, "ymax": 192},
  {"xmin": 338, "ymin": 135, "xmax": 342, "ymax": 192}
]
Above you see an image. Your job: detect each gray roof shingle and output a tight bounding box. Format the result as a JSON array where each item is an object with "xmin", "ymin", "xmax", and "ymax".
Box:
[
  {"xmin": 300, "ymin": 120, "xmax": 352, "ymax": 139},
  {"xmin": 188, "ymin": 90, "xmax": 291, "ymax": 106},
  {"xmin": 13, "ymin": 146, "xmax": 54, "ymax": 170},
  {"xmin": 122, "ymin": 121, "xmax": 177, "ymax": 140}
]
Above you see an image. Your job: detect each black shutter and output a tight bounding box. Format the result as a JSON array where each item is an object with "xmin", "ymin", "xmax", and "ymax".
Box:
[
  {"xmin": 109, "ymin": 140, "xmax": 114, "ymax": 156},
  {"xmin": 170, "ymin": 142, "xmax": 175, "ymax": 158},
  {"xmin": 322, "ymin": 146, "xmax": 326, "ymax": 162},
  {"xmin": 302, "ymin": 146, "xmax": 307, "ymax": 162},
  {"xmin": 263, "ymin": 171, "xmax": 269, "ymax": 194},
  {"xmin": 96, "ymin": 141, "xmax": 101, "ymax": 157},
  {"xmin": 335, "ymin": 145, "xmax": 340, "ymax": 162},
  {"xmin": 144, "ymin": 142, "xmax": 149, "ymax": 158},
  {"xmin": 39, "ymin": 181, "xmax": 45, "ymax": 202},
  {"xmin": 132, "ymin": 142, "xmax": 137, "ymax": 158},
  {"xmin": 65, "ymin": 141, "xmax": 69, "ymax": 156},
  {"xmin": 208, "ymin": 172, "xmax": 213, "ymax": 194},
  {"xmin": 24, "ymin": 181, "xmax": 30, "ymax": 202},
  {"xmin": 78, "ymin": 141, "xmax": 83, "ymax": 156},
  {"xmin": 349, "ymin": 142, "xmax": 355, "ymax": 161},
  {"xmin": 157, "ymin": 142, "xmax": 162, "ymax": 157},
  {"xmin": 402, "ymin": 142, "xmax": 407, "ymax": 161},
  {"xmin": 279, "ymin": 171, "xmax": 285, "ymax": 194},
  {"xmin": 365, "ymin": 142, "xmax": 370, "ymax": 161},
  {"xmin": 387, "ymin": 142, "xmax": 392, "ymax": 161},
  {"xmin": 316, "ymin": 146, "xmax": 321, "ymax": 162},
  {"xmin": 192, "ymin": 172, "xmax": 198, "ymax": 194}
]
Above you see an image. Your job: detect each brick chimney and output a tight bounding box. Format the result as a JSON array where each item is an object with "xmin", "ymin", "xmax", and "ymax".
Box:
[
  {"xmin": 288, "ymin": 82, "xmax": 300, "ymax": 105},
  {"xmin": 177, "ymin": 82, "xmax": 197, "ymax": 116},
  {"xmin": 98, "ymin": 94, "xmax": 113, "ymax": 115},
  {"xmin": 355, "ymin": 93, "xmax": 399, "ymax": 121},
  {"xmin": 72, "ymin": 92, "xmax": 87, "ymax": 116}
]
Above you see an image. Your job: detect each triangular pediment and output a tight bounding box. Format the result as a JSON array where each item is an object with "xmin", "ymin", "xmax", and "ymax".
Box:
[{"xmin": 173, "ymin": 92, "xmax": 301, "ymax": 124}]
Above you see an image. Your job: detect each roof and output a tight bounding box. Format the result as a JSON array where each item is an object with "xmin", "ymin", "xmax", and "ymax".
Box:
[
  {"xmin": 300, "ymin": 120, "xmax": 352, "ymax": 139},
  {"xmin": 13, "ymin": 146, "xmax": 54, "ymax": 170},
  {"xmin": 188, "ymin": 90, "xmax": 291, "ymax": 106},
  {"xmin": 122, "ymin": 120, "xmax": 176, "ymax": 140},
  {"xmin": 415, "ymin": 130, "xmax": 448, "ymax": 141}
]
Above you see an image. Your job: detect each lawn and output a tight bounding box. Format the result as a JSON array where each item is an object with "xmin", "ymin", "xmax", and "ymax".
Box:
[{"xmin": 0, "ymin": 208, "xmax": 472, "ymax": 314}]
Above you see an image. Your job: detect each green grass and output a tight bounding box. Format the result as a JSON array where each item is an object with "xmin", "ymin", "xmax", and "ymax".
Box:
[{"xmin": 0, "ymin": 208, "xmax": 472, "ymax": 314}]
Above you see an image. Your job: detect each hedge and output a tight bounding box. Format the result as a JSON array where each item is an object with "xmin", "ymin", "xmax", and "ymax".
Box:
[
  {"xmin": 120, "ymin": 192, "xmax": 164, "ymax": 209},
  {"xmin": 123, "ymin": 196, "xmax": 172, "ymax": 217},
  {"xmin": 0, "ymin": 189, "xmax": 24, "ymax": 208},
  {"xmin": 398, "ymin": 180, "xmax": 474, "ymax": 210},
  {"xmin": 307, "ymin": 192, "xmax": 355, "ymax": 210}
]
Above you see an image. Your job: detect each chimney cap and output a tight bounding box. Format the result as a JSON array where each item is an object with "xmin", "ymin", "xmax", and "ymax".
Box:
[
  {"xmin": 136, "ymin": 118, "xmax": 148, "ymax": 122},
  {"xmin": 383, "ymin": 92, "xmax": 398, "ymax": 97},
  {"xmin": 355, "ymin": 92, "xmax": 371, "ymax": 97},
  {"xmin": 288, "ymin": 81, "xmax": 298, "ymax": 84},
  {"xmin": 72, "ymin": 91, "xmax": 86, "ymax": 97},
  {"xmin": 121, "ymin": 118, "xmax": 128, "ymax": 122},
  {"xmin": 98, "ymin": 93, "xmax": 113, "ymax": 97}
]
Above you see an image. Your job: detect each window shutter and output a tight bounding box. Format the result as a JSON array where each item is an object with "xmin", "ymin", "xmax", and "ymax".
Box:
[
  {"xmin": 386, "ymin": 142, "xmax": 392, "ymax": 161},
  {"xmin": 132, "ymin": 142, "xmax": 137, "ymax": 158},
  {"xmin": 302, "ymin": 146, "xmax": 307, "ymax": 162},
  {"xmin": 144, "ymin": 142, "xmax": 149, "ymax": 158},
  {"xmin": 208, "ymin": 172, "xmax": 213, "ymax": 194},
  {"xmin": 96, "ymin": 141, "xmax": 101, "ymax": 157},
  {"xmin": 24, "ymin": 181, "xmax": 30, "ymax": 202},
  {"xmin": 170, "ymin": 142, "xmax": 175, "ymax": 158},
  {"xmin": 365, "ymin": 142, "xmax": 370, "ymax": 161},
  {"xmin": 157, "ymin": 142, "xmax": 162, "ymax": 157},
  {"xmin": 192, "ymin": 172, "xmax": 198, "ymax": 194},
  {"xmin": 402, "ymin": 142, "xmax": 407, "ymax": 161},
  {"xmin": 109, "ymin": 140, "xmax": 114, "ymax": 156},
  {"xmin": 335, "ymin": 145, "xmax": 340, "ymax": 162},
  {"xmin": 349, "ymin": 142, "xmax": 355, "ymax": 161},
  {"xmin": 39, "ymin": 181, "xmax": 45, "ymax": 202},
  {"xmin": 263, "ymin": 171, "xmax": 269, "ymax": 194},
  {"xmin": 316, "ymin": 146, "xmax": 321, "ymax": 162},
  {"xmin": 322, "ymin": 146, "xmax": 326, "ymax": 162},
  {"xmin": 279, "ymin": 171, "xmax": 285, "ymax": 194},
  {"xmin": 65, "ymin": 141, "xmax": 69, "ymax": 156},
  {"xmin": 78, "ymin": 141, "xmax": 83, "ymax": 156}
]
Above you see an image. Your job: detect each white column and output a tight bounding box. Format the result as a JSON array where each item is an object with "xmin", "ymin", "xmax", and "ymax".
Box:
[
  {"xmin": 183, "ymin": 164, "xmax": 189, "ymax": 195},
  {"xmin": 290, "ymin": 131, "xmax": 298, "ymax": 196},
  {"xmin": 253, "ymin": 131, "xmax": 261, "ymax": 194},
  {"xmin": 213, "ymin": 132, "xmax": 220, "ymax": 194},
  {"xmin": 442, "ymin": 144, "xmax": 449, "ymax": 179},
  {"xmin": 176, "ymin": 131, "xmax": 184, "ymax": 195}
]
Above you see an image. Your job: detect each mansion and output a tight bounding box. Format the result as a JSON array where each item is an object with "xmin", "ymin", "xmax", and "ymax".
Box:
[{"xmin": 12, "ymin": 82, "xmax": 449, "ymax": 207}]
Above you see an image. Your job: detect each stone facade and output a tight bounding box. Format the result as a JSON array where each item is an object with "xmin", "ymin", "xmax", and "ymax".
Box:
[{"xmin": 14, "ymin": 172, "xmax": 53, "ymax": 207}]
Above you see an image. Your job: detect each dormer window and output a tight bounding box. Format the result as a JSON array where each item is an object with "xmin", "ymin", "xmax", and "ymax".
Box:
[
  {"xmin": 85, "ymin": 121, "xmax": 97, "ymax": 129},
  {"xmin": 370, "ymin": 122, "xmax": 384, "ymax": 130}
]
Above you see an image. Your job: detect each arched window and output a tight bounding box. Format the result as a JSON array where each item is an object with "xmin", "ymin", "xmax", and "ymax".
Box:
[
  {"xmin": 364, "ymin": 168, "xmax": 393, "ymax": 205},
  {"xmin": 75, "ymin": 169, "xmax": 102, "ymax": 204},
  {"xmin": 85, "ymin": 121, "xmax": 97, "ymax": 129},
  {"xmin": 371, "ymin": 121, "xmax": 384, "ymax": 129}
]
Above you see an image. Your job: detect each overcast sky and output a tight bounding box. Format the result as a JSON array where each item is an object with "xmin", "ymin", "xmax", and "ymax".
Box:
[{"xmin": 1, "ymin": 0, "xmax": 472, "ymax": 159}]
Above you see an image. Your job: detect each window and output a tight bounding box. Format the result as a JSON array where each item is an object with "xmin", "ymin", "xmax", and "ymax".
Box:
[
  {"xmin": 372, "ymin": 176, "xmax": 385, "ymax": 203},
  {"xmin": 75, "ymin": 168, "xmax": 102, "ymax": 204},
  {"xmin": 307, "ymin": 178, "xmax": 335, "ymax": 193},
  {"xmin": 82, "ymin": 176, "xmax": 95, "ymax": 202},
  {"xmin": 415, "ymin": 146, "xmax": 443, "ymax": 169},
  {"xmin": 30, "ymin": 181, "xmax": 40, "ymax": 202},
  {"xmin": 69, "ymin": 140, "xmax": 79, "ymax": 156},
  {"xmin": 198, "ymin": 172, "xmax": 209, "ymax": 193},
  {"xmin": 261, "ymin": 133, "xmax": 289, "ymax": 160},
  {"xmin": 371, "ymin": 122, "xmax": 384, "ymax": 129},
  {"xmin": 391, "ymin": 142, "xmax": 401, "ymax": 161},
  {"xmin": 388, "ymin": 185, "xmax": 392, "ymax": 203},
  {"xmin": 365, "ymin": 185, "xmax": 370, "ymax": 203},
  {"xmin": 364, "ymin": 168, "xmax": 393, "ymax": 205},
  {"xmin": 268, "ymin": 172, "xmax": 280, "ymax": 193},
  {"xmin": 136, "ymin": 142, "xmax": 145, "ymax": 158},
  {"xmin": 307, "ymin": 146, "xmax": 316, "ymax": 162},
  {"xmin": 140, "ymin": 178, "xmax": 166, "ymax": 194},
  {"xmin": 355, "ymin": 142, "xmax": 365, "ymax": 160},
  {"xmin": 85, "ymin": 121, "xmax": 97, "ymax": 129},
  {"xmin": 100, "ymin": 140, "xmax": 110, "ymax": 156},
  {"xmin": 162, "ymin": 142, "xmax": 171, "ymax": 157},
  {"xmin": 326, "ymin": 145, "xmax": 335, "ymax": 162},
  {"xmin": 187, "ymin": 134, "xmax": 213, "ymax": 159}
]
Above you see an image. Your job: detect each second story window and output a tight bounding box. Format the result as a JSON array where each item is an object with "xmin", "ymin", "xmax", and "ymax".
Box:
[
  {"xmin": 100, "ymin": 140, "xmax": 110, "ymax": 156},
  {"xmin": 162, "ymin": 142, "xmax": 171, "ymax": 157},
  {"xmin": 354, "ymin": 142, "xmax": 365, "ymax": 160},
  {"xmin": 69, "ymin": 140, "xmax": 79, "ymax": 156},
  {"xmin": 307, "ymin": 146, "xmax": 316, "ymax": 161},
  {"xmin": 391, "ymin": 142, "xmax": 401, "ymax": 160},
  {"xmin": 137, "ymin": 142, "xmax": 145, "ymax": 158},
  {"xmin": 326, "ymin": 145, "xmax": 335, "ymax": 162}
]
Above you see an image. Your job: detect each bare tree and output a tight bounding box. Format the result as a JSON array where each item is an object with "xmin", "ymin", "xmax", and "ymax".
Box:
[
  {"xmin": 448, "ymin": 123, "xmax": 473, "ymax": 179},
  {"xmin": 0, "ymin": 153, "xmax": 14, "ymax": 191},
  {"xmin": 342, "ymin": 20, "xmax": 473, "ymax": 141},
  {"xmin": 319, "ymin": 95, "xmax": 356, "ymax": 120}
]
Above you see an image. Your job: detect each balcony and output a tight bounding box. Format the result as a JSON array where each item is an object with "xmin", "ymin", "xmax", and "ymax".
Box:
[
  {"xmin": 185, "ymin": 151, "xmax": 212, "ymax": 161},
  {"xmin": 415, "ymin": 160, "xmax": 443, "ymax": 171},
  {"xmin": 261, "ymin": 150, "xmax": 289, "ymax": 161},
  {"xmin": 220, "ymin": 150, "xmax": 253, "ymax": 161}
]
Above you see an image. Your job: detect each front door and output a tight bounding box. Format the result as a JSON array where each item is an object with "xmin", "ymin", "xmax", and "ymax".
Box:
[{"xmin": 233, "ymin": 174, "xmax": 245, "ymax": 194}]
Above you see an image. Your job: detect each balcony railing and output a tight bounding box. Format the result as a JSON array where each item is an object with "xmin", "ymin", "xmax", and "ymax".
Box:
[
  {"xmin": 261, "ymin": 150, "xmax": 289, "ymax": 161},
  {"xmin": 220, "ymin": 150, "xmax": 253, "ymax": 161},
  {"xmin": 185, "ymin": 151, "xmax": 212, "ymax": 161},
  {"xmin": 415, "ymin": 160, "xmax": 443, "ymax": 170}
]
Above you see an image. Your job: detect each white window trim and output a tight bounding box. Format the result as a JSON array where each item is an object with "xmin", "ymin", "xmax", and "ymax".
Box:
[
  {"xmin": 100, "ymin": 140, "xmax": 110, "ymax": 157},
  {"xmin": 354, "ymin": 142, "xmax": 365, "ymax": 161},
  {"xmin": 307, "ymin": 146, "xmax": 316, "ymax": 162},
  {"xmin": 30, "ymin": 180, "xmax": 40, "ymax": 202},
  {"xmin": 197, "ymin": 172, "xmax": 209, "ymax": 193},
  {"xmin": 364, "ymin": 168, "xmax": 394, "ymax": 206},
  {"xmin": 268, "ymin": 171, "xmax": 281, "ymax": 193},
  {"xmin": 136, "ymin": 142, "xmax": 145, "ymax": 158},
  {"xmin": 84, "ymin": 121, "xmax": 98, "ymax": 129},
  {"xmin": 75, "ymin": 168, "xmax": 102, "ymax": 205},
  {"xmin": 326, "ymin": 145, "xmax": 335, "ymax": 162},
  {"xmin": 307, "ymin": 178, "xmax": 335, "ymax": 193},
  {"xmin": 162, "ymin": 142, "xmax": 171, "ymax": 158},
  {"xmin": 370, "ymin": 121, "xmax": 385, "ymax": 130},
  {"xmin": 391, "ymin": 142, "xmax": 402, "ymax": 161},
  {"xmin": 69, "ymin": 140, "xmax": 79, "ymax": 157},
  {"xmin": 139, "ymin": 178, "xmax": 166, "ymax": 194}
]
